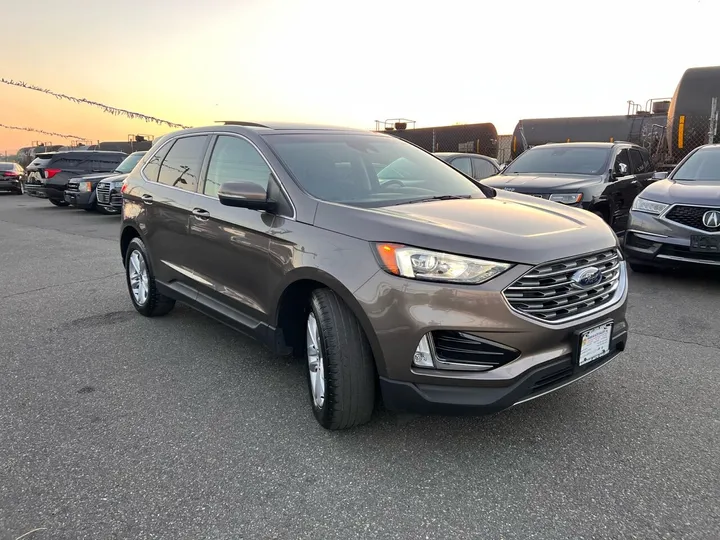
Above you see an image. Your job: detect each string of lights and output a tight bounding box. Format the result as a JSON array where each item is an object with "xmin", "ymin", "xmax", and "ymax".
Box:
[
  {"xmin": 0, "ymin": 123, "xmax": 86, "ymax": 140},
  {"xmin": 1, "ymin": 78, "xmax": 191, "ymax": 129}
]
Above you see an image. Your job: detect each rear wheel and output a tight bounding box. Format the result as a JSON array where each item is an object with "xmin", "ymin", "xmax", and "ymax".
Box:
[
  {"xmin": 13, "ymin": 182, "xmax": 24, "ymax": 195},
  {"xmin": 49, "ymin": 199, "xmax": 69, "ymax": 207},
  {"xmin": 124, "ymin": 237, "xmax": 175, "ymax": 317},
  {"xmin": 305, "ymin": 288, "xmax": 376, "ymax": 430}
]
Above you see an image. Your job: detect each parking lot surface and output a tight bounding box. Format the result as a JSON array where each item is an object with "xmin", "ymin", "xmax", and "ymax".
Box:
[{"xmin": 1, "ymin": 194, "xmax": 719, "ymax": 540}]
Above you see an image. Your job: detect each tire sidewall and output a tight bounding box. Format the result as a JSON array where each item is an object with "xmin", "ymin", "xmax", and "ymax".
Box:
[
  {"xmin": 306, "ymin": 298, "xmax": 332, "ymax": 426},
  {"xmin": 124, "ymin": 238, "xmax": 153, "ymax": 313}
]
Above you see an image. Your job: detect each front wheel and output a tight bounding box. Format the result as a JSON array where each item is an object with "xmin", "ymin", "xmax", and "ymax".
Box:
[
  {"xmin": 305, "ymin": 288, "xmax": 376, "ymax": 430},
  {"xmin": 628, "ymin": 261, "xmax": 655, "ymax": 274},
  {"xmin": 124, "ymin": 237, "xmax": 176, "ymax": 317}
]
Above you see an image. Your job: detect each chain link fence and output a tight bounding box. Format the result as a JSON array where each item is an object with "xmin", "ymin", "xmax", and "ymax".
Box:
[{"xmin": 655, "ymin": 98, "xmax": 719, "ymax": 168}]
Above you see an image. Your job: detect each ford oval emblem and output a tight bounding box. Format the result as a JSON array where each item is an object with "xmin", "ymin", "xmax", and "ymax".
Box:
[{"xmin": 571, "ymin": 266, "xmax": 603, "ymax": 289}]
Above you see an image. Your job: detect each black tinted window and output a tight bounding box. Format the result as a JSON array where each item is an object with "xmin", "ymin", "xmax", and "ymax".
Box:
[
  {"xmin": 50, "ymin": 157, "xmax": 85, "ymax": 169},
  {"xmin": 629, "ymin": 149, "xmax": 645, "ymax": 173},
  {"xmin": 614, "ymin": 149, "xmax": 631, "ymax": 176},
  {"xmin": 264, "ymin": 133, "xmax": 485, "ymax": 207},
  {"xmin": 157, "ymin": 136, "xmax": 209, "ymax": 192},
  {"xmin": 472, "ymin": 158, "xmax": 497, "ymax": 179},
  {"xmin": 672, "ymin": 148, "xmax": 720, "ymax": 181},
  {"xmin": 204, "ymin": 136, "xmax": 272, "ymax": 197},
  {"xmin": 504, "ymin": 146, "xmax": 611, "ymax": 175},
  {"xmin": 450, "ymin": 157, "xmax": 472, "ymax": 176},
  {"xmin": 143, "ymin": 142, "xmax": 174, "ymax": 182}
]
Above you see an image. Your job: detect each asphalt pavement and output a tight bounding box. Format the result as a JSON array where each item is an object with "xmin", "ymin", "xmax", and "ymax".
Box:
[{"xmin": 1, "ymin": 194, "xmax": 718, "ymax": 540}]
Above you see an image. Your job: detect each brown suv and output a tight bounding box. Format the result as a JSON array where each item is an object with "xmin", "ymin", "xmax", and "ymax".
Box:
[{"xmin": 119, "ymin": 122, "xmax": 629, "ymax": 430}]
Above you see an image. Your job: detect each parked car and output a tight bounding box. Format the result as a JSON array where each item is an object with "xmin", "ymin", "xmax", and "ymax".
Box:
[
  {"xmin": 0, "ymin": 162, "xmax": 26, "ymax": 195},
  {"xmin": 66, "ymin": 151, "xmax": 146, "ymax": 213},
  {"xmin": 120, "ymin": 122, "xmax": 629, "ymax": 430},
  {"xmin": 25, "ymin": 151, "xmax": 127, "ymax": 206},
  {"xmin": 434, "ymin": 152, "xmax": 501, "ymax": 180},
  {"xmin": 624, "ymin": 143, "xmax": 720, "ymax": 272},
  {"xmin": 481, "ymin": 142, "xmax": 657, "ymax": 235}
]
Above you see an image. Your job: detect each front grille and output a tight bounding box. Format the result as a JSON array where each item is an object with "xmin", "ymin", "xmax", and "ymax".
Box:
[
  {"xmin": 504, "ymin": 249, "xmax": 622, "ymax": 323},
  {"xmin": 665, "ymin": 205, "xmax": 720, "ymax": 232},
  {"xmin": 97, "ymin": 183, "xmax": 111, "ymax": 204},
  {"xmin": 431, "ymin": 331, "xmax": 519, "ymax": 369},
  {"xmin": 531, "ymin": 363, "xmax": 573, "ymax": 394},
  {"xmin": 67, "ymin": 181, "xmax": 79, "ymax": 191}
]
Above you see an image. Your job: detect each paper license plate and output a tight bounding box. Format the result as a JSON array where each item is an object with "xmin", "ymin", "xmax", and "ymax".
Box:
[
  {"xmin": 690, "ymin": 235, "xmax": 720, "ymax": 253},
  {"xmin": 578, "ymin": 322, "xmax": 612, "ymax": 366}
]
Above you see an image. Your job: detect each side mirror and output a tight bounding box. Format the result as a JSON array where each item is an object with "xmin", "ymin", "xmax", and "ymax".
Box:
[
  {"xmin": 218, "ymin": 181, "xmax": 275, "ymax": 211},
  {"xmin": 651, "ymin": 171, "xmax": 668, "ymax": 181}
]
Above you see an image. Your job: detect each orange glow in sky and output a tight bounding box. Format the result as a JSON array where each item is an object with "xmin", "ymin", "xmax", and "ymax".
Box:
[{"xmin": 1, "ymin": 0, "xmax": 719, "ymax": 154}]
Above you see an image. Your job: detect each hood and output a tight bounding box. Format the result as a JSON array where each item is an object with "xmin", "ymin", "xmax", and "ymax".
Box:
[
  {"xmin": 98, "ymin": 172, "xmax": 128, "ymax": 185},
  {"xmin": 639, "ymin": 179, "xmax": 720, "ymax": 205},
  {"xmin": 483, "ymin": 173, "xmax": 603, "ymax": 191},
  {"xmin": 313, "ymin": 192, "xmax": 618, "ymax": 265}
]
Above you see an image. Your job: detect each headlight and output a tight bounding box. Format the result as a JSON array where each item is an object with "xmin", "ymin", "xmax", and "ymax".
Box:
[
  {"xmin": 373, "ymin": 243, "xmax": 512, "ymax": 284},
  {"xmin": 112, "ymin": 181, "xmax": 123, "ymax": 189},
  {"xmin": 631, "ymin": 197, "xmax": 668, "ymax": 215},
  {"xmin": 77, "ymin": 182, "xmax": 93, "ymax": 192},
  {"xmin": 549, "ymin": 193, "xmax": 583, "ymax": 204}
]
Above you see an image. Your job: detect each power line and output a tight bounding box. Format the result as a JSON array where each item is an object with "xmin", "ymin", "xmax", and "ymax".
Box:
[
  {"xmin": 1, "ymin": 78, "xmax": 191, "ymax": 129},
  {"xmin": 0, "ymin": 123, "xmax": 86, "ymax": 140}
]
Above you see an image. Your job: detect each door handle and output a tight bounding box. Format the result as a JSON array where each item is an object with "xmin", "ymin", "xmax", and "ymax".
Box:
[
  {"xmin": 141, "ymin": 194, "xmax": 154, "ymax": 205},
  {"xmin": 192, "ymin": 207, "xmax": 210, "ymax": 220}
]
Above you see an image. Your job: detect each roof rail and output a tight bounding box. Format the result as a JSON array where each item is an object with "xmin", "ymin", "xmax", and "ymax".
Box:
[{"xmin": 214, "ymin": 120, "xmax": 270, "ymax": 128}]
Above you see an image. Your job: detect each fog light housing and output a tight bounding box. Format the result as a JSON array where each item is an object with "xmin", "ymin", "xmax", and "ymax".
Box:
[{"xmin": 413, "ymin": 334, "xmax": 435, "ymax": 368}]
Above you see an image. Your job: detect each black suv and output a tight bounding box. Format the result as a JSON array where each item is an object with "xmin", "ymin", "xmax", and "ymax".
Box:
[
  {"xmin": 481, "ymin": 142, "xmax": 657, "ymax": 235},
  {"xmin": 25, "ymin": 151, "xmax": 127, "ymax": 206},
  {"xmin": 66, "ymin": 151, "xmax": 147, "ymax": 213}
]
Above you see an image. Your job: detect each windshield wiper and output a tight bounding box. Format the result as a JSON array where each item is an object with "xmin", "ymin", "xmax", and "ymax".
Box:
[{"xmin": 404, "ymin": 195, "xmax": 473, "ymax": 204}]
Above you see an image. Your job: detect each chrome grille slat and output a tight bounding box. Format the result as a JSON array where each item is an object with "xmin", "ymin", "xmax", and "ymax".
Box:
[
  {"xmin": 97, "ymin": 183, "xmax": 111, "ymax": 204},
  {"xmin": 503, "ymin": 248, "xmax": 622, "ymax": 323}
]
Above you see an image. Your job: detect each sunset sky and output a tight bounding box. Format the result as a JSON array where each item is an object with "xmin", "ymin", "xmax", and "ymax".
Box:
[{"xmin": 1, "ymin": 0, "xmax": 718, "ymax": 154}]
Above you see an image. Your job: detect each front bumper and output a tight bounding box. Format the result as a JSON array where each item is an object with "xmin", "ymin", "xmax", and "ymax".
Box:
[
  {"xmin": 351, "ymin": 253, "xmax": 629, "ymax": 414},
  {"xmin": 624, "ymin": 210, "xmax": 720, "ymax": 268},
  {"xmin": 64, "ymin": 190, "xmax": 95, "ymax": 209}
]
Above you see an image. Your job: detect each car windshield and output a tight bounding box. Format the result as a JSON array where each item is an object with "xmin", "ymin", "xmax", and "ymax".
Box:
[
  {"xmin": 672, "ymin": 148, "xmax": 720, "ymax": 181},
  {"xmin": 504, "ymin": 146, "xmax": 611, "ymax": 176},
  {"xmin": 263, "ymin": 133, "xmax": 487, "ymax": 207},
  {"xmin": 115, "ymin": 152, "xmax": 146, "ymax": 174}
]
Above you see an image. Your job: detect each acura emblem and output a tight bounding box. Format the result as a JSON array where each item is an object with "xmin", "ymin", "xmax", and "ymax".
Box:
[
  {"xmin": 702, "ymin": 210, "xmax": 720, "ymax": 229},
  {"xmin": 571, "ymin": 266, "xmax": 603, "ymax": 289}
]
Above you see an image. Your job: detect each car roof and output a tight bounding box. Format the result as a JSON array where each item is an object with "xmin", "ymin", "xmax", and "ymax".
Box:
[
  {"xmin": 434, "ymin": 152, "xmax": 495, "ymax": 159},
  {"xmin": 536, "ymin": 142, "xmax": 631, "ymax": 149}
]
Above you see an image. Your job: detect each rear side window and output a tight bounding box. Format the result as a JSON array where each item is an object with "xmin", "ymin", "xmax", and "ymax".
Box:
[
  {"xmin": 157, "ymin": 135, "xmax": 209, "ymax": 192},
  {"xmin": 472, "ymin": 158, "xmax": 498, "ymax": 179},
  {"xmin": 628, "ymin": 149, "xmax": 645, "ymax": 174}
]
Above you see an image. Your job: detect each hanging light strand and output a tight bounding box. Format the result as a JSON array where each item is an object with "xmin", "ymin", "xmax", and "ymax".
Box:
[
  {"xmin": 0, "ymin": 78, "xmax": 191, "ymax": 129},
  {"xmin": 0, "ymin": 123, "xmax": 86, "ymax": 140}
]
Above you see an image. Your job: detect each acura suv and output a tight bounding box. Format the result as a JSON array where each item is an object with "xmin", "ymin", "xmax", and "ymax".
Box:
[
  {"xmin": 481, "ymin": 142, "xmax": 657, "ymax": 235},
  {"xmin": 624, "ymin": 144, "xmax": 720, "ymax": 271},
  {"xmin": 119, "ymin": 122, "xmax": 629, "ymax": 430}
]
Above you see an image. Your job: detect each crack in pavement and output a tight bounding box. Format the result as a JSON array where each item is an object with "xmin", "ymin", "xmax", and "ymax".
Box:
[
  {"xmin": 630, "ymin": 329, "xmax": 720, "ymax": 351},
  {"xmin": 0, "ymin": 272, "xmax": 125, "ymax": 301}
]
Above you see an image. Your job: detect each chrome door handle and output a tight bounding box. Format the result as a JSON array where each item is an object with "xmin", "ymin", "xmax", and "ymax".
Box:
[
  {"xmin": 192, "ymin": 208, "xmax": 210, "ymax": 219},
  {"xmin": 141, "ymin": 194, "xmax": 154, "ymax": 205}
]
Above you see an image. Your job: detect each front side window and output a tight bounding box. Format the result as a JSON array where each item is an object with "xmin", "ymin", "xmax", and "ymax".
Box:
[
  {"xmin": 156, "ymin": 136, "xmax": 209, "ymax": 192},
  {"xmin": 672, "ymin": 148, "xmax": 720, "ymax": 181},
  {"xmin": 504, "ymin": 146, "xmax": 612, "ymax": 176},
  {"xmin": 143, "ymin": 142, "xmax": 174, "ymax": 182},
  {"xmin": 450, "ymin": 157, "xmax": 472, "ymax": 176},
  {"xmin": 204, "ymin": 136, "xmax": 271, "ymax": 197},
  {"xmin": 614, "ymin": 149, "xmax": 631, "ymax": 177},
  {"xmin": 263, "ymin": 133, "xmax": 485, "ymax": 207}
]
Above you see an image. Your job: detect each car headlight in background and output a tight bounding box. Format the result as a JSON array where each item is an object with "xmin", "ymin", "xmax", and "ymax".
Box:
[
  {"xmin": 631, "ymin": 197, "xmax": 669, "ymax": 215},
  {"xmin": 77, "ymin": 182, "xmax": 93, "ymax": 192},
  {"xmin": 549, "ymin": 193, "xmax": 583, "ymax": 204},
  {"xmin": 374, "ymin": 243, "xmax": 512, "ymax": 284}
]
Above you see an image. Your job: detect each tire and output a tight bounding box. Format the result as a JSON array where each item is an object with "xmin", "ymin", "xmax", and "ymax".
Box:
[
  {"xmin": 628, "ymin": 261, "xmax": 655, "ymax": 274},
  {"xmin": 49, "ymin": 199, "xmax": 69, "ymax": 207},
  {"xmin": 124, "ymin": 237, "xmax": 175, "ymax": 317},
  {"xmin": 13, "ymin": 183, "xmax": 24, "ymax": 195},
  {"xmin": 305, "ymin": 288, "xmax": 376, "ymax": 430},
  {"xmin": 84, "ymin": 207, "xmax": 95, "ymax": 212}
]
